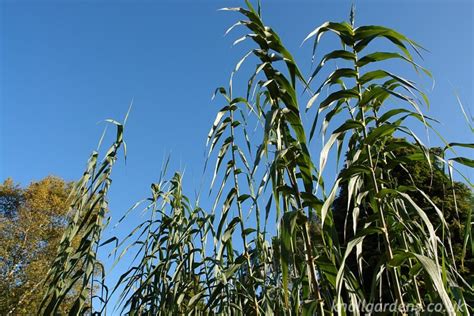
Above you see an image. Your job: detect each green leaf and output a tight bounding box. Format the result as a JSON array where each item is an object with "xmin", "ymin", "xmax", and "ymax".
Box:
[
  {"xmin": 306, "ymin": 50, "xmax": 356, "ymax": 85},
  {"xmin": 357, "ymin": 51, "xmax": 431, "ymax": 77},
  {"xmin": 354, "ymin": 25, "xmax": 424, "ymax": 60},
  {"xmin": 451, "ymin": 157, "xmax": 474, "ymax": 168},
  {"xmin": 315, "ymin": 89, "xmax": 359, "ymax": 111},
  {"xmin": 303, "ymin": 22, "xmax": 354, "ymax": 58},
  {"xmin": 309, "ymin": 68, "xmax": 357, "ymax": 103},
  {"xmin": 413, "ymin": 253, "xmax": 456, "ymax": 315},
  {"xmin": 333, "ymin": 119, "xmax": 365, "ymax": 133},
  {"xmin": 364, "ymin": 124, "xmax": 398, "ymax": 145},
  {"xmin": 320, "ymin": 179, "xmax": 341, "ymax": 227},
  {"xmin": 445, "ymin": 142, "xmax": 474, "ymax": 150}
]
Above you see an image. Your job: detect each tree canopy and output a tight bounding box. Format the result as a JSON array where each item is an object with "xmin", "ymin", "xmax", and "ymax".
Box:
[
  {"xmin": 333, "ymin": 141, "xmax": 473, "ymax": 303},
  {"xmin": 0, "ymin": 176, "xmax": 79, "ymax": 314}
]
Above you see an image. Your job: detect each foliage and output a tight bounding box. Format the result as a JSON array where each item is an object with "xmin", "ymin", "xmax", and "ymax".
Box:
[
  {"xmin": 39, "ymin": 1, "xmax": 473, "ymax": 315},
  {"xmin": 39, "ymin": 119, "xmax": 125, "ymax": 315},
  {"xmin": 0, "ymin": 176, "xmax": 76, "ymax": 315},
  {"xmin": 333, "ymin": 142, "xmax": 474, "ymax": 302}
]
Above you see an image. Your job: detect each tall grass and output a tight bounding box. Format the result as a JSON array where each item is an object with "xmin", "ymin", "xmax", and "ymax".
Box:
[{"xmin": 41, "ymin": 1, "xmax": 472, "ymax": 315}]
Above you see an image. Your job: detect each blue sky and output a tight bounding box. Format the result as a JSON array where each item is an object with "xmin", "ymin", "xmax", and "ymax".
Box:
[
  {"xmin": 1, "ymin": 0, "xmax": 473, "ymax": 308},
  {"xmin": 2, "ymin": 0, "xmax": 472, "ymax": 189}
]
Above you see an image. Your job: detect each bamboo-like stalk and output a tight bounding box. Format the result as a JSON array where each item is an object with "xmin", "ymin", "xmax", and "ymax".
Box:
[
  {"xmin": 39, "ymin": 2, "xmax": 473, "ymax": 315},
  {"xmin": 352, "ymin": 46, "xmax": 406, "ymax": 312}
]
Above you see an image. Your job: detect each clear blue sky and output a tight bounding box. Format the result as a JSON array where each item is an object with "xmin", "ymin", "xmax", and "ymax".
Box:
[
  {"xmin": 1, "ymin": 0, "xmax": 472, "ymax": 308},
  {"xmin": 2, "ymin": 0, "xmax": 473, "ymax": 195}
]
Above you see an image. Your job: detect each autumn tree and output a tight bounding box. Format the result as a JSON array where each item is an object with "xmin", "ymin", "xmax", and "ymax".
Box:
[{"xmin": 0, "ymin": 176, "xmax": 79, "ymax": 314}]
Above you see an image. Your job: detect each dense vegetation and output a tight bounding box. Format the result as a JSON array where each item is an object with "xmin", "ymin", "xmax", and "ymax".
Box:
[
  {"xmin": 333, "ymin": 143, "xmax": 473, "ymax": 304},
  {"xmin": 12, "ymin": 1, "xmax": 471, "ymax": 315},
  {"xmin": 0, "ymin": 176, "xmax": 85, "ymax": 314}
]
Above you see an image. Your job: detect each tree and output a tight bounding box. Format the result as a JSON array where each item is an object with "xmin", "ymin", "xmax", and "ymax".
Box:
[
  {"xmin": 0, "ymin": 176, "xmax": 78, "ymax": 314},
  {"xmin": 333, "ymin": 141, "xmax": 473, "ymax": 301}
]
